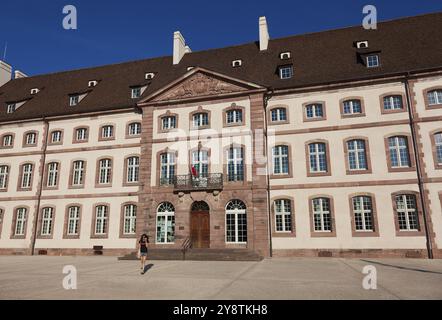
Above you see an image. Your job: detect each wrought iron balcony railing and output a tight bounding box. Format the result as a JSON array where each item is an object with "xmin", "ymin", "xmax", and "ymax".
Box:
[{"xmin": 173, "ymin": 173, "xmax": 223, "ymax": 191}]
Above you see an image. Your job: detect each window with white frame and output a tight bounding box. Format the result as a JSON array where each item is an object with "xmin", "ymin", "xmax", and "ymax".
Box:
[
  {"xmin": 352, "ymin": 196, "xmax": 374, "ymax": 231},
  {"xmin": 131, "ymin": 87, "xmax": 142, "ymax": 99},
  {"xmin": 383, "ymin": 95, "xmax": 403, "ymax": 110},
  {"xmin": 279, "ymin": 65, "xmax": 293, "ymax": 79},
  {"xmin": 101, "ymin": 125, "xmax": 114, "ymax": 139},
  {"xmin": 162, "ymin": 116, "xmax": 177, "ymax": 130},
  {"xmin": 128, "ymin": 122, "xmax": 141, "ymax": 136},
  {"xmin": 388, "ymin": 136, "xmax": 410, "ymax": 168},
  {"xmin": 192, "ymin": 112, "xmax": 209, "ymax": 128},
  {"xmin": 127, "ymin": 156, "xmax": 139, "ymax": 183},
  {"xmin": 427, "ymin": 89, "xmax": 442, "ymax": 106},
  {"xmin": 46, "ymin": 162, "xmax": 59, "ymax": 187},
  {"xmin": 98, "ymin": 159, "xmax": 112, "ymax": 184},
  {"xmin": 270, "ymin": 108, "xmax": 287, "ymax": 122},
  {"xmin": 41, "ymin": 207, "xmax": 54, "ymax": 236},
  {"xmin": 272, "ymin": 145, "xmax": 289, "ymax": 175},
  {"xmin": 366, "ymin": 54, "xmax": 380, "ymax": 68},
  {"xmin": 7, "ymin": 103, "xmax": 16, "ymax": 114},
  {"xmin": 67, "ymin": 206, "xmax": 80, "ymax": 235},
  {"xmin": 25, "ymin": 132, "xmax": 37, "ymax": 145},
  {"xmin": 305, "ymin": 103, "xmax": 324, "ymax": 119},
  {"xmin": 21, "ymin": 164, "xmax": 33, "ymax": 189},
  {"xmin": 226, "ymin": 109, "xmax": 243, "ymax": 124},
  {"xmin": 2, "ymin": 134, "xmax": 13, "ymax": 147},
  {"xmin": 309, "ymin": 142, "xmax": 327, "ymax": 173},
  {"xmin": 14, "ymin": 208, "xmax": 27, "ymax": 236},
  {"xmin": 274, "ymin": 199, "xmax": 292, "ymax": 232},
  {"xmin": 0, "ymin": 165, "xmax": 9, "ymax": 189},
  {"xmin": 123, "ymin": 204, "xmax": 137, "ymax": 235},
  {"xmin": 343, "ymin": 99, "xmax": 362, "ymax": 115},
  {"xmin": 227, "ymin": 147, "xmax": 244, "ymax": 182},
  {"xmin": 94, "ymin": 205, "xmax": 108, "ymax": 235},
  {"xmin": 192, "ymin": 149, "xmax": 209, "ymax": 179},
  {"xmin": 51, "ymin": 131, "xmax": 62, "ymax": 143},
  {"xmin": 435, "ymin": 132, "xmax": 442, "ymax": 165},
  {"xmin": 225, "ymin": 200, "xmax": 247, "ymax": 243},
  {"xmin": 156, "ymin": 202, "xmax": 175, "ymax": 243},
  {"xmin": 395, "ymin": 194, "xmax": 419, "ymax": 231},
  {"xmin": 72, "ymin": 160, "xmax": 85, "ymax": 186},
  {"xmin": 347, "ymin": 139, "xmax": 368, "ymax": 170},
  {"xmin": 160, "ymin": 153, "xmax": 175, "ymax": 185},
  {"xmin": 312, "ymin": 197, "xmax": 332, "ymax": 232},
  {"xmin": 75, "ymin": 128, "xmax": 88, "ymax": 141},
  {"xmin": 69, "ymin": 95, "xmax": 79, "ymax": 106}
]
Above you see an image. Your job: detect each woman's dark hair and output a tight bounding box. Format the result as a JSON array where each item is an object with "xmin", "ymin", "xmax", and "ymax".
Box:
[{"xmin": 139, "ymin": 233, "xmax": 148, "ymax": 242}]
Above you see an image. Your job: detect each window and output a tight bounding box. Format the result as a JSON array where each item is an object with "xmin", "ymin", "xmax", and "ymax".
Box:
[
  {"xmin": 343, "ymin": 99, "xmax": 362, "ymax": 115},
  {"xmin": 46, "ymin": 162, "xmax": 59, "ymax": 187},
  {"xmin": 366, "ymin": 54, "xmax": 379, "ymax": 68},
  {"xmin": 312, "ymin": 198, "xmax": 332, "ymax": 232},
  {"xmin": 145, "ymin": 73, "xmax": 155, "ymax": 80},
  {"xmin": 162, "ymin": 116, "xmax": 177, "ymax": 130},
  {"xmin": 279, "ymin": 65, "xmax": 293, "ymax": 79},
  {"xmin": 356, "ymin": 41, "xmax": 368, "ymax": 49},
  {"xmin": 156, "ymin": 202, "xmax": 175, "ymax": 243},
  {"xmin": 383, "ymin": 95, "xmax": 403, "ymax": 111},
  {"xmin": 192, "ymin": 112, "xmax": 209, "ymax": 128},
  {"xmin": 388, "ymin": 136, "xmax": 410, "ymax": 168},
  {"xmin": 347, "ymin": 140, "xmax": 368, "ymax": 171},
  {"xmin": 41, "ymin": 207, "xmax": 54, "ymax": 236},
  {"xmin": 427, "ymin": 89, "xmax": 442, "ymax": 106},
  {"xmin": 98, "ymin": 159, "xmax": 112, "ymax": 185},
  {"xmin": 2, "ymin": 134, "xmax": 13, "ymax": 147},
  {"xmin": 123, "ymin": 204, "xmax": 137, "ymax": 235},
  {"xmin": 51, "ymin": 131, "xmax": 62, "ymax": 144},
  {"xmin": 131, "ymin": 87, "xmax": 142, "ymax": 99},
  {"xmin": 352, "ymin": 196, "xmax": 374, "ymax": 231},
  {"xmin": 69, "ymin": 95, "xmax": 79, "ymax": 106},
  {"xmin": 274, "ymin": 199, "xmax": 292, "ymax": 232},
  {"xmin": 305, "ymin": 103, "xmax": 324, "ymax": 120},
  {"xmin": 226, "ymin": 109, "xmax": 243, "ymax": 125},
  {"xmin": 270, "ymin": 108, "xmax": 287, "ymax": 122},
  {"xmin": 7, "ymin": 104, "xmax": 16, "ymax": 114},
  {"xmin": 101, "ymin": 125, "xmax": 114, "ymax": 139},
  {"xmin": 272, "ymin": 145, "xmax": 289, "ymax": 175},
  {"xmin": 192, "ymin": 150, "xmax": 209, "ymax": 178},
  {"xmin": 25, "ymin": 132, "xmax": 37, "ymax": 146},
  {"xmin": 67, "ymin": 206, "xmax": 80, "ymax": 235},
  {"xmin": 21, "ymin": 164, "xmax": 33, "ymax": 189},
  {"xmin": 226, "ymin": 200, "xmax": 247, "ymax": 243},
  {"xmin": 14, "ymin": 208, "xmax": 27, "ymax": 236},
  {"xmin": 126, "ymin": 156, "xmax": 139, "ymax": 183},
  {"xmin": 227, "ymin": 147, "xmax": 244, "ymax": 182},
  {"xmin": 160, "ymin": 153, "xmax": 175, "ymax": 185},
  {"xmin": 435, "ymin": 132, "xmax": 442, "ymax": 165},
  {"xmin": 308, "ymin": 142, "xmax": 327, "ymax": 173},
  {"xmin": 0, "ymin": 165, "xmax": 9, "ymax": 189},
  {"xmin": 280, "ymin": 52, "xmax": 291, "ymax": 60},
  {"xmin": 72, "ymin": 160, "xmax": 85, "ymax": 186},
  {"xmin": 75, "ymin": 128, "xmax": 88, "ymax": 142},
  {"xmin": 88, "ymin": 80, "xmax": 98, "ymax": 87},
  {"xmin": 128, "ymin": 122, "xmax": 141, "ymax": 136},
  {"xmin": 395, "ymin": 194, "xmax": 419, "ymax": 231},
  {"xmin": 94, "ymin": 205, "xmax": 109, "ymax": 235},
  {"xmin": 232, "ymin": 60, "xmax": 242, "ymax": 67},
  {"xmin": 31, "ymin": 88, "xmax": 40, "ymax": 95}
]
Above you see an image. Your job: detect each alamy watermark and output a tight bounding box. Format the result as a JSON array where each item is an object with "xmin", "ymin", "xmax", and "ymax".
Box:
[
  {"xmin": 63, "ymin": 5, "xmax": 77, "ymax": 30},
  {"xmin": 63, "ymin": 265, "xmax": 78, "ymax": 290},
  {"xmin": 362, "ymin": 5, "xmax": 377, "ymax": 30},
  {"xmin": 362, "ymin": 265, "xmax": 377, "ymax": 290}
]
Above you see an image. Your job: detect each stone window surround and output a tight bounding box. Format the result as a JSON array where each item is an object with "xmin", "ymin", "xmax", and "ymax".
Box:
[
  {"xmin": 119, "ymin": 202, "xmax": 138, "ymax": 239},
  {"xmin": 430, "ymin": 129, "xmax": 442, "ymax": 170},
  {"xmin": 379, "ymin": 92, "xmax": 407, "ymax": 115},
  {"xmin": 189, "ymin": 106, "xmax": 211, "ymax": 130},
  {"xmin": 48, "ymin": 129, "xmax": 64, "ymax": 146},
  {"xmin": 90, "ymin": 203, "xmax": 110, "ymax": 239},
  {"xmin": 156, "ymin": 148, "xmax": 178, "ymax": 187},
  {"xmin": 423, "ymin": 86, "xmax": 442, "ymax": 110},
  {"xmin": 390, "ymin": 191, "xmax": 425, "ymax": 237},
  {"xmin": 308, "ymin": 195, "xmax": 337, "ymax": 237},
  {"xmin": 126, "ymin": 121, "xmax": 142, "ymax": 139},
  {"xmin": 270, "ymin": 143, "xmax": 293, "ymax": 179},
  {"xmin": 17, "ymin": 162, "xmax": 35, "ymax": 192},
  {"xmin": 68, "ymin": 159, "xmax": 87, "ymax": 189},
  {"xmin": 339, "ymin": 96, "xmax": 366, "ymax": 118},
  {"xmin": 0, "ymin": 164, "xmax": 10, "ymax": 192},
  {"xmin": 223, "ymin": 143, "xmax": 248, "ymax": 185},
  {"xmin": 22, "ymin": 130, "xmax": 39, "ymax": 148},
  {"xmin": 267, "ymin": 105, "xmax": 290, "ymax": 125},
  {"xmin": 222, "ymin": 103, "xmax": 246, "ymax": 127},
  {"xmin": 37, "ymin": 205, "xmax": 56, "ymax": 239},
  {"xmin": 95, "ymin": 157, "xmax": 113, "ymax": 188},
  {"xmin": 123, "ymin": 154, "xmax": 141, "ymax": 187},
  {"xmin": 271, "ymin": 196, "xmax": 296, "ymax": 237},
  {"xmin": 302, "ymin": 101, "xmax": 327, "ymax": 122},
  {"xmin": 0, "ymin": 132, "xmax": 15, "ymax": 149},
  {"xmin": 343, "ymin": 136, "xmax": 373, "ymax": 175},
  {"xmin": 10, "ymin": 206, "xmax": 30, "ymax": 239},
  {"xmin": 72, "ymin": 126, "xmax": 90, "ymax": 144},
  {"xmin": 43, "ymin": 161, "xmax": 61, "ymax": 190},
  {"xmin": 305, "ymin": 139, "xmax": 332, "ymax": 177},
  {"xmin": 98, "ymin": 123, "xmax": 116, "ymax": 142},
  {"xmin": 63, "ymin": 204, "xmax": 82, "ymax": 239},
  {"xmin": 384, "ymin": 133, "xmax": 416, "ymax": 173},
  {"xmin": 157, "ymin": 110, "xmax": 179, "ymax": 133},
  {"xmin": 348, "ymin": 192, "xmax": 380, "ymax": 237}
]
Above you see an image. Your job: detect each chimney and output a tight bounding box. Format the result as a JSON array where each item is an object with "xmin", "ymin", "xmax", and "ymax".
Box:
[
  {"xmin": 0, "ymin": 60, "xmax": 12, "ymax": 87},
  {"xmin": 173, "ymin": 31, "xmax": 191, "ymax": 65},
  {"xmin": 14, "ymin": 70, "xmax": 28, "ymax": 79},
  {"xmin": 259, "ymin": 16, "xmax": 270, "ymax": 51}
]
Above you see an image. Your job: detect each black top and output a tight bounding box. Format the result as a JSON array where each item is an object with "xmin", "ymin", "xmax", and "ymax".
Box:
[{"xmin": 139, "ymin": 237, "xmax": 149, "ymax": 253}]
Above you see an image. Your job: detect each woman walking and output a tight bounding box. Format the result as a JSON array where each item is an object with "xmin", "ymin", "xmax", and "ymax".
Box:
[{"xmin": 138, "ymin": 233, "xmax": 149, "ymax": 274}]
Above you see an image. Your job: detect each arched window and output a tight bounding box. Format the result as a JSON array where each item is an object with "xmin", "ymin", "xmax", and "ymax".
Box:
[
  {"xmin": 191, "ymin": 150, "xmax": 209, "ymax": 178},
  {"xmin": 225, "ymin": 200, "xmax": 247, "ymax": 243},
  {"xmin": 383, "ymin": 95, "xmax": 403, "ymax": 110},
  {"xmin": 67, "ymin": 206, "xmax": 80, "ymax": 236},
  {"xmin": 351, "ymin": 196, "xmax": 374, "ymax": 231},
  {"xmin": 156, "ymin": 202, "xmax": 175, "ymax": 243},
  {"xmin": 347, "ymin": 139, "xmax": 368, "ymax": 170},
  {"xmin": 272, "ymin": 145, "xmax": 289, "ymax": 175},
  {"xmin": 20, "ymin": 163, "xmax": 33, "ymax": 189},
  {"xmin": 128, "ymin": 122, "xmax": 141, "ymax": 136},
  {"xmin": 192, "ymin": 112, "xmax": 209, "ymax": 128},
  {"xmin": 427, "ymin": 89, "xmax": 442, "ymax": 106},
  {"xmin": 46, "ymin": 162, "xmax": 59, "ymax": 187},
  {"xmin": 305, "ymin": 103, "xmax": 324, "ymax": 119},
  {"xmin": 274, "ymin": 199, "xmax": 292, "ymax": 232},
  {"xmin": 14, "ymin": 208, "xmax": 27, "ymax": 236},
  {"xmin": 311, "ymin": 197, "xmax": 332, "ymax": 232},
  {"xmin": 342, "ymin": 99, "xmax": 362, "ymax": 115},
  {"xmin": 25, "ymin": 132, "xmax": 37, "ymax": 145},
  {"xmin": 160, "ymin": 152, "xmax": 175, "ymax": 185},
  {"xmin": 226, "ymin": 109, "xmax": 243, "ymax": 124},
  {"xmin": 308, "ymin": 142, "xmax": 327, "ymax": 173},
  {"xmin": 434, "ymin": 132, "xmax": 442, "ymax": 165},
  {"xmin": 51, "ymin": 130, "xmax": 62, "ymax": 143},
  {"xmin": 0, "ymin": 165, "xmax": 9, "ymax": 190},
  {"xmin": 123, "ymin": 204, "xmax": 137, "ymax": 235},
  {"xmin": 98, "ymin": 159, "xmax": 112, "ymax": 184},
  {"xmin": 75, "ymin": 127, "xmax": 88, "ymax": 142},
  {"xmin": 94, "ymin": 205, "xmax": 109, "ymax": 235},
  {"xmin": 388, "ymin": 136, "xmax": 410, "ymax": 168},
  {"xmin": 395, "ymin": 194, "xmax": 419, "ymax": 231},
  {"xmin": 2, "ymin": 134, "xmax": 13, "ymax": 147},
  {"xmin": 270, "ymin": 108, "xmax": 287, "ymax": 122},
  {"xmin": 126, "ymin": 156, "xmax": 140, "ymax": 183},
  {"xmin": 41, "ymin": 207, "xmax": 54, "ymax": 236},
  {"xmin": 227, "ymin": 146, "xmax": 244, "ymax": 181}
]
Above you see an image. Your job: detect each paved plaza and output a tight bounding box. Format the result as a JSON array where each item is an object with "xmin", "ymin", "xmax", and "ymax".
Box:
[{"xmin": 0, "ymin": 256, "xmax": 441, "ymax": 300}]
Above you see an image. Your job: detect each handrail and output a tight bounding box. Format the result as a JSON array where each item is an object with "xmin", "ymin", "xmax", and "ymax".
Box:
[
  {"xmin": 173, "ymin": 173, "xmax": 223, "ymax": 191},
  {"xmin": 181, "ymin": 237, "xmax": 192, "ymax": 260}
]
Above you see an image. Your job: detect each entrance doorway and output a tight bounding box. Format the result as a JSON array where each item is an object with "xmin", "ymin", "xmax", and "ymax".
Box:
[{"xmin": 190, "ymin": 201, "xmax": 210, "ymax": 248}]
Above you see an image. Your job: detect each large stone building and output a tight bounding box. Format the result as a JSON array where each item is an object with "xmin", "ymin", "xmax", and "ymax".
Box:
[{"xmin": 1, "ymin": 13, "xmax": 441, "ymax": 259}]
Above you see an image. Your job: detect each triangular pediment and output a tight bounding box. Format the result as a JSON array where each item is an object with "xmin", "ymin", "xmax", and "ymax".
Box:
[{"xmin": 140, "ymin": 67, "xmax": 264, "ymax": 104}]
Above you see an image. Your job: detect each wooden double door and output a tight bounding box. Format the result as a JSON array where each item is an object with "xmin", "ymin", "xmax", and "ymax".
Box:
[{"xmin": 190, "ymin": 211, "xmax": 210, "ymax": 248}]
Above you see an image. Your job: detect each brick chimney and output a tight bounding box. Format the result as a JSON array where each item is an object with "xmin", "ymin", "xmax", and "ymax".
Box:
[
  {"xmin": 173, "ymin": 31, "xmax": 191, "ymax": 65},
  {"xmin": 259, "ymin": 16, "xmax": 270, "ymax": 51},
  {"xmin": 0, "ymin": 60, "xmax": 12, "ymax": 87}
]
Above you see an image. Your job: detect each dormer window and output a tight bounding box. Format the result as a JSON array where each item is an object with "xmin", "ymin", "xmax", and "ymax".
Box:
[
  {"xmin": 279, "ymin": 65, "xmax": 293, "ymax": 79},
  {"xmin": 7, "ymin": 103, "xmax": 16, "ymax": 114},
  {"xmin": 88, "ymin": 80, "xmax": 98, "ymax": 87},
  {"xmin": 145, "ymin": 73, "xmax": 155, "ymax": 80},
  {"xmin": 366, "ymin": 54, "xmax": 380, "ymax": 68},
  {"xmin": 131, "ymin": 87, "xmax": 142, "ymax": 99},
  {"xmin": 69, "ymin": 95, "xmax": 79, "ymax": 106},
  {"xmin": 232, "ymin": 60, "xmax": 242, "ymax": 68},
  {"xmin": 280, "ymin": 52, "xmax": 291, "ymax": 60},
  {"xmin": 356, "ymin": 41, "xmax": 369, "ymax": 49},
  {"xmin": 30, "ymin": 88, "xmax": 40, "ymax": 95}
]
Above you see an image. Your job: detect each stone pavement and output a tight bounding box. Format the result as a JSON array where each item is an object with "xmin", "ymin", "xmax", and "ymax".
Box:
[{"xmin": 0, "ymin": 256, "xmax": 441, "ymax": 299}]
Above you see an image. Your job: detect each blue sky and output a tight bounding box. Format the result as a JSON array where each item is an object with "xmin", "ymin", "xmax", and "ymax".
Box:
[{"xmin": 0, "ymin": 0, "xmax": 441, "ymax": 76}]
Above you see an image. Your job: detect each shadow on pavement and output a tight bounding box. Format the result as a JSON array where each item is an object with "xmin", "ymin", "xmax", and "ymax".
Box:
[{"xmin": 360, "ymin": 259, "xmax": 442, "ymax": 275}]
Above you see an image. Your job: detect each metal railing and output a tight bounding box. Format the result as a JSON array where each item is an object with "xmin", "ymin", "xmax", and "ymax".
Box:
[
  {"xmin": 173, "ymin": 173, "xmax": 223, "ymax": 191},
  {"xmin": 182, "ymin": 237, "xmax": 192, "ymax": 260}
]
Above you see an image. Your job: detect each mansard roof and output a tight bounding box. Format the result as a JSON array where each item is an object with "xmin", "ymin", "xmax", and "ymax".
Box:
[{"xmin": 0, "ymin": 12, "xmax": 441, "ymax": 123}]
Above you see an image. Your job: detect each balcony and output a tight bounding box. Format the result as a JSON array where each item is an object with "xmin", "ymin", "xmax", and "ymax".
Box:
[{"xmin": 173, "ymin": 173, "xmax": 224, "ymax": 192}]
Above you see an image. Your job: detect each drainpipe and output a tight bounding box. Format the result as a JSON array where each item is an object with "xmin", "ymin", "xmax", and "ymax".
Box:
[
  {"xmin": 403, "ymin": 75, "xmax": 434, "ymax": 259},
  {"xmin": 30, "ymin": 118, "xmax": 49, "ymax": 256}
]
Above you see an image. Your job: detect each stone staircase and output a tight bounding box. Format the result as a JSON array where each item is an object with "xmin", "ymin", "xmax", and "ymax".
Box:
[{"xmin": 118, "ymin": 248, "xmax": 263, "ymax": 261}]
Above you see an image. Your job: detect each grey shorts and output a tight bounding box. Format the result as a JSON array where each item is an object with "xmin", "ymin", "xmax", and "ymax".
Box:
[{"xmin": 140, "ymin": 252, "xmax": 148, "ymax": 257}]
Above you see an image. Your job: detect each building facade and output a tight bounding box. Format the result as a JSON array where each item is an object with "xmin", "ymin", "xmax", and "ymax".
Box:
[{"xmin": 1, "ymin": 13, "xmax": 442, "ymax": 258}]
